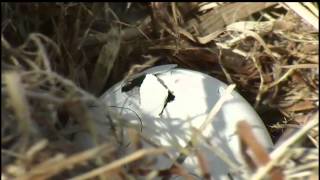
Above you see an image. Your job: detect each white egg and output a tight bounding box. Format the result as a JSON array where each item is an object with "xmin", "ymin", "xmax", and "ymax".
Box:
[{"xmin": 91, "ymin": 65, "xmax": 273, "ymax": 179}]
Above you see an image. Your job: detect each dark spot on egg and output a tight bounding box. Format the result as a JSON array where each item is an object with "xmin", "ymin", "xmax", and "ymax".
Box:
[{"xmin": 121, "ymin": 74, "xmax": 146, "ymax": 92}]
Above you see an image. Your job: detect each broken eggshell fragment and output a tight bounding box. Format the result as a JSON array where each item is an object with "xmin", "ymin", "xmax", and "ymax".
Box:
[{"xmin": 97, "ymin": 65, "xmax": 274, "ymax": 179}]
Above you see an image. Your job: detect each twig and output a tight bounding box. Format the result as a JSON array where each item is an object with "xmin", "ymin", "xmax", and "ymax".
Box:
[
  {"xmin": 199, "ymin": 84, "xmax": 236, "ymax": 131},
  {"xmin": 280, "ymin": 64, "xmax": 319, "ymax": 69},
  {"xmin": 283, "ymin": 2, "xmax": 319, "ymax": 30},
  {"xmin": 266, "ymin": 68, "xmax": 295, "ymax": 89},
  {"xmin": 20, "ymin": 144, "xmax": 114, "ymax": 180},
  {"xmin": 251, "ymin": 53, "xmax": 265, "ymax": 108},
  {"xmin": 71, "ymin": 148, "xmax": 168, "ymax": 180},
  {"xmin": 251, "ymin": 112, "xmax": 318, "ymax": 180}
]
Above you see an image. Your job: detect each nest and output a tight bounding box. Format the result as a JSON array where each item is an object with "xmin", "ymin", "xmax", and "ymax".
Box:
[{"xmin": 2, "ymin": 2, "xmax": 318, "ymax": 179}]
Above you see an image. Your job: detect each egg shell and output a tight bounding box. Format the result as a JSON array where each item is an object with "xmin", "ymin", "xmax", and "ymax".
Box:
[{"xmin": 97, "ymin": 66, "xmax": 273, "ymax": 179}]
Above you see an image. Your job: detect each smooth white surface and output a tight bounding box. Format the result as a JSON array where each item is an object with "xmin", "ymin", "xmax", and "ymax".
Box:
[
  {"xmin": 140, "ymin": 74, "xmax": 169, "ymax": 116},
  {"xmin": 95, "ymin": 65, "xmax": 273, "ymax": 179}
]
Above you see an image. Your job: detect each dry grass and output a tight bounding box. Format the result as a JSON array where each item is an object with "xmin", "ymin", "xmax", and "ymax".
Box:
[{"xmin": 1, "ymin": 2, "xmax": 318, "ymax": 179}]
